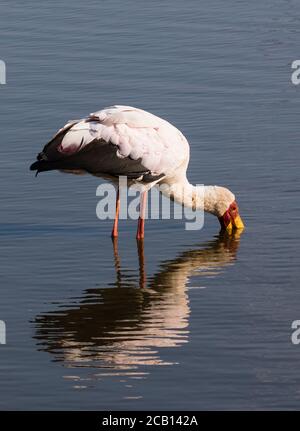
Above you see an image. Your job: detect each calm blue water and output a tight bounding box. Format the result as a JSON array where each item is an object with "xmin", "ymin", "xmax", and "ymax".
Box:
[{"xmin": 0, "ymin": 0, "xmax": 300, "ymax": 410}]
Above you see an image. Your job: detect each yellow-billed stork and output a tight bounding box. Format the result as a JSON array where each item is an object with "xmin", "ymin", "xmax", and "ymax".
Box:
[{"xmin": 30, "ymin": 105, "xmax": 244, "ymax": 238}]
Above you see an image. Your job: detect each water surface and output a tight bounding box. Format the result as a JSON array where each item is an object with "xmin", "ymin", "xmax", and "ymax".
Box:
[{"xmin": 0, "ymin": 0, "xmax": 300, "ymax": 410}]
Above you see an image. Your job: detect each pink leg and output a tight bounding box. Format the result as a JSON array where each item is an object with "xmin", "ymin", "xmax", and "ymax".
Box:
[
  {"xmin": 111, "ymin": 236, "xmax": 122, "ymax": 287},
  {"xmin": 136, "ymin": 191, "xmax": 147, "ymax": 240},
  {"xmin": 136, "ymin": 239, "xmax": 146, "ymax": 288},
  {"xmin": 111, "ymin": 188, "xmax": 120, "ymax": 238}
]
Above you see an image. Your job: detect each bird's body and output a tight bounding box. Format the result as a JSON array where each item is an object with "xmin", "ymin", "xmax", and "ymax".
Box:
[
  {"xmin": 30, "ymin": 105, "xmax": 244, "ymax": 237},
  {"xmin": 31, "ymin": 105, "xmax": 189, "ymax": 187}
]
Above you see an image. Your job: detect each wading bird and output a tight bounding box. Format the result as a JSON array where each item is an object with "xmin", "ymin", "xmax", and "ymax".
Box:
[{"xmin": 30, "ymin": 105, "xmax": 244, "ymax": 239}]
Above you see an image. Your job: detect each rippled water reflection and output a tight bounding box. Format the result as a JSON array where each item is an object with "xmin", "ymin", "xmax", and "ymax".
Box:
[{"xmin": 34, "ymin": 233, "xmax": 240, "ymax": 382}]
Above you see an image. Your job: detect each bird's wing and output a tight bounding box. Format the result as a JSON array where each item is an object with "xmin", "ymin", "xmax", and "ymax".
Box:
[{"xmin": 35, "ymin": 105, "xmax": 189, "ymax": 178}]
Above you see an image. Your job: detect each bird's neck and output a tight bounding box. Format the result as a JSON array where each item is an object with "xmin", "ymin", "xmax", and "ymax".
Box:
[{"xmin": 159, "ymin": 178, "xmax": 226, "ymax": 216}]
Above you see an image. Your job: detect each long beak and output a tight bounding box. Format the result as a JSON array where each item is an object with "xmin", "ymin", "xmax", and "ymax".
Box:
[
  {"xmin": 232, "ymin": 214, "xmax": 244, "ymax": 229},
  {"xmin": 218, "ymin": 211, "xmax": 232, "ymax": 232},
  {"xmin": 219, "ymin": 208, "xmax": 245, "ymax": 233}
]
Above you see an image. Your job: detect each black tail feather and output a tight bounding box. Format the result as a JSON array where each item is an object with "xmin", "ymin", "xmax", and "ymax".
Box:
[{"xmin": 30, "ymin": 160, "xmax": 76, "ymax": 173}]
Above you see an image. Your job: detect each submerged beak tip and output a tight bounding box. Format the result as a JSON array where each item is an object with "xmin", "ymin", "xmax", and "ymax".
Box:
[
  {"xmin": 219, "ymin": 208, "xmax": 245, "ymax": 233},
  {"xmin": 225, "ymin": 225, "xmax": 233, "ymax": 234}
]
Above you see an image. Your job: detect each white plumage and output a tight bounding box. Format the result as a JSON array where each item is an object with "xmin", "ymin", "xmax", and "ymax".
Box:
[
  {"xmin": 31, "ymin": 104, "xmax": 244, "ymax": 238},
  {"xmin": 56, "ymin": 105, "xmax": 189, "ymax": 179}
]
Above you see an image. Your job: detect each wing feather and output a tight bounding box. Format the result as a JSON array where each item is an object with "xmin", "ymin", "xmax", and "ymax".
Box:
[{"xmin": 35, "ymin": 105, "xmax": 189, "ymax": 180}]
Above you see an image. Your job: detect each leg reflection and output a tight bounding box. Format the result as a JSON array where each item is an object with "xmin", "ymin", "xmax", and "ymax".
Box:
[{"xmin": 33, "ymin": 231, "xmax": 243, "ymax": 381}]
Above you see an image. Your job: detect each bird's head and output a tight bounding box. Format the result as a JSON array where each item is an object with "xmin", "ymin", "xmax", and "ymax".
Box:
[
  {"xmin": 216, "ymin": 188, "xmax": 244, "ymax": 233},
  {"xmin": 205, "ymin": 186, "xmax": 244, "ymax": 233},
  {"xmin": 218, "ymin": 200, "xmax": 244, "ymax": 232}
]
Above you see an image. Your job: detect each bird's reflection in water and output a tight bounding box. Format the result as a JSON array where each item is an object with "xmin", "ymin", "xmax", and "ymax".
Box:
[{"xmin": 34, "ymin": 231, "xmax": 242, "ymax": 383}]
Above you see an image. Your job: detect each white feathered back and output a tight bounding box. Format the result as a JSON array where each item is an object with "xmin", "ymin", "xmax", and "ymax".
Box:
[{"xmin": 58, "ymin": 105, "xmax": 190, "ymax": 176}]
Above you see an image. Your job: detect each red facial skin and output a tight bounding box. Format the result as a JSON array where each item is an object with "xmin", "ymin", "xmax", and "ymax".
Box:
[{"xmin": 218, "ymin": 201, "xmax": 239, "ymax": 230}]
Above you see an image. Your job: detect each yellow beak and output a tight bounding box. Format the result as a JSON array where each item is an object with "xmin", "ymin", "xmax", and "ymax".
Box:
[
  {"xmin": 225, "ymin": 221, "xmax": 233, "ymax": 233},
  {"xmin": 219, "ymin": 201, "xmax": 245, "ymax": 233},
  {"xmin": 232, "ymin": 214, "xmax": 245, "ymax": 230}
]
